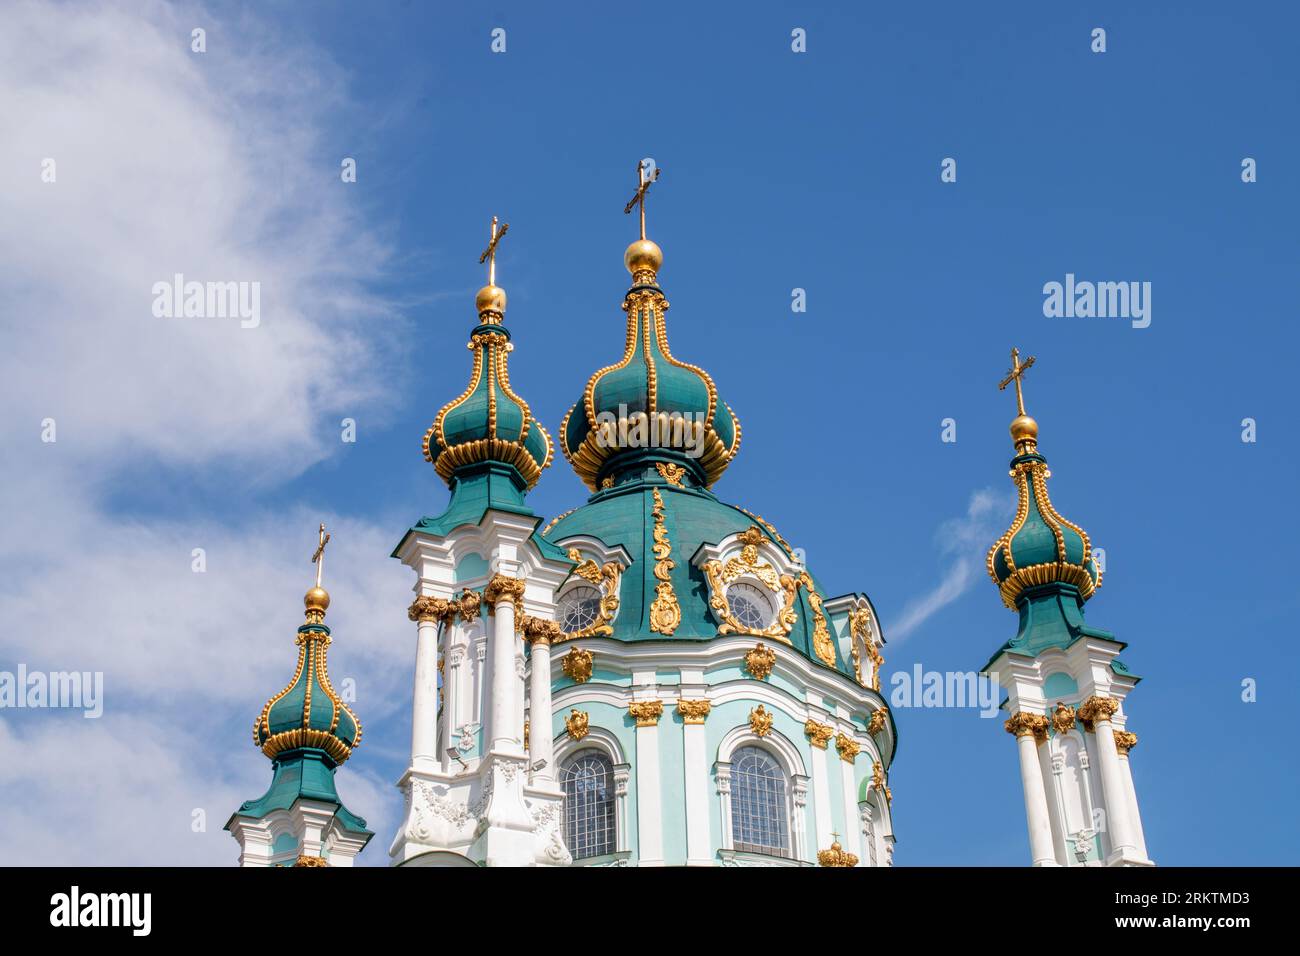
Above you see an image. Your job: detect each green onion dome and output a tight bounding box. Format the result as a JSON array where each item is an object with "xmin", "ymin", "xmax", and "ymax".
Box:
[
  {"xmin": 423, "ymin": 281, "xmax": 554, "ymax": 491},
  {"xmin": 559, "ymin": 240, "xmax": 741, "ymax": 492},
  {"xmin": 254, "ymin": 585, "xmax": 362, "ymax": 766},
  {"xmin": 986, "ymin": 416, "xmax": 1102, "ymax": 609}
]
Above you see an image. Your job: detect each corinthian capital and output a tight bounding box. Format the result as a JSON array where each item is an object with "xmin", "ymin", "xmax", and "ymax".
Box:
[
  {"xmin": 1004, "ymin": 712, "xmax": 1049, "ymax": 743},
  {"xmin": 408, "ymin": 595, "xmax": 452, "ymax": 624},
  {"xmin": 483, "ymin": 573, "xmax": 526, "ymax": 612},
  {"xmin": 1078, "ymin": 695, "xmax": 1119, "ymax": 727}
]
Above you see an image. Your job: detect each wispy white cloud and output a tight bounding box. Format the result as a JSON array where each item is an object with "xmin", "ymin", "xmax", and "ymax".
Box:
[
  {"xmin": 887, "ymin": 488, "xmax": 1009, "ymax": 643},
  {"xmin": 0, "ymin": 1, "xmax": 412, "ymax": 864}
]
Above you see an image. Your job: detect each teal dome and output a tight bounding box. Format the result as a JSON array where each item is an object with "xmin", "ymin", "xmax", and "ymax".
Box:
[
  {"xmin": 424, "ymin": 308, "xmax": 553, "ymax": 490},
  {"xmin": 543, "ymin": 477, "xmax": 853, "ymax": 677},
  {"xmin": 255, "ymin": 590, "xmax": 362, "ymax": 766},
  {"xmin": 560, "ymin": 246, "xmax": 740, "ymax": 491},
  {"xmin": 987, "ymin": 450, "xmax": 1101, "ymax": 609}
]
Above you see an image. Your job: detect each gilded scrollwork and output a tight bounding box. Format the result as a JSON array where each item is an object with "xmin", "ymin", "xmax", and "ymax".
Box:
[
  {"xmin": 648, "ymin": 489, "xmax": 681, "ymax": 635},
  {"xmin": 744, "ymin": 643, "xmax": 777, "ymax": 680},
  {"xmin": 835, "ymin": 733, "xmax": 860, "ymax": 763},
  {"xmin": 557, "ymin": 547, "xmax": 622, "ymax": 641},
  {"xmin": 675, "ymin": 699, "xmax": 711, "ymax": 724},
  {"xmin": 798, "ymin": 572, "xmax": 837, "ymax": 668},
  {"xmin": 628, "ymin": 700, "xmax": 664, "ymax": 727},
  {"xmin": 704, "ymin": 527, "xmax": 798, "ymax": 641}
]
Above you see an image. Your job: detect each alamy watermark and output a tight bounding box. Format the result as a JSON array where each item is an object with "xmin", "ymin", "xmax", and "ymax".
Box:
[
  {"xmin": 1043, "ymin": 273, "xmax": 1151, "ymax": 329},
  {"xmin": 0, "ymin": 665, "xmax": 103, "ymax": 718},
  {"xmin": 152, "ymin": 273, "xmax": 260, "ymax": 328},
  {"xmin": 592, "ymin": 403, "xmax": 707, "ymax": 458},
  {"xmin": 889, "ymin": 665, "xmax": 1001, "ymax": 717}
]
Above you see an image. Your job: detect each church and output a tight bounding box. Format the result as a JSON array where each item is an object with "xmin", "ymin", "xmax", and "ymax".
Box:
[{"xmin": 223, "ymin": 166, "xmax": 1152, "ymax": 868}]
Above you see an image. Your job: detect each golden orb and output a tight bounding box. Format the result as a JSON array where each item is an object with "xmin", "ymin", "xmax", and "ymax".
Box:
[
  {"xmin": 475, "ymin": 284, "xmax": 507, "ymax": 316},
  {"xmin": 624, "ymin": 239, "xmax": 663, "ymax": 277},
  {"xmin": 1010, "ymin": 414, "xmax": 1039, "ymax": 446},
  {"xmin": 304, "ymin": 586, "xmax": 331, "ymax": 613}
]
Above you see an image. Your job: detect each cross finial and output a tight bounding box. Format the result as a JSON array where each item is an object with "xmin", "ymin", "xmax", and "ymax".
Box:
[
  {"xmin": 998, "ymin": 347, "xmax": 1036, "ymax": 417},
  {"xmin": 623, "ymin": 160, "xmax": 661, "ymax": 240},
  {"xmin": 311, "ymin": 522, "xmax": 331, "ymax": 589},
  {"xmin": 478, "ymin": 215, "xmax": 509, "ymax": 287}
]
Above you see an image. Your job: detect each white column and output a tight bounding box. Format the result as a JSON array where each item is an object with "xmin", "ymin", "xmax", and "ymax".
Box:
[
  {"xmin": 528, "ymin": 636, "xmax": 555, "ymax": 781},
  {"xmin": 409, "ymin": 603, "xmax": 441, "ymax": 771},
  {"xmin": 1087, "ymin": 705, "xmax": 1139, "ymax": 861},
  {"xmin": 681, "ymin": 706, "xmax": 711, "ymax": 865},
  {"xmin": 1007, "ymin": 713, "xmax": 1058, "ymax": 866},
  {"xmin": 1118, "ymin": 745, "xmax": 1149, "ymax": 860},
  {"xmin": 489, "ymin": 595, "xmax": 519, "ymax": 752},
  {"xmin": 791, "ymin": 778, "xmax": 810, "ymax": 861},
  {"xmin": 632, "ymin": 702, "xmax": 664, "ymax": 865}
]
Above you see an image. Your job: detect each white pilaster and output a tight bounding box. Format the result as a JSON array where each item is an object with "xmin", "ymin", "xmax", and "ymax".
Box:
[
  {"xmin": 1086, "ymin": 704, "xmax": 1141, "ymax": 864},
  {"xmin": 632, "ymin": 698, "xmax": 664, "ymax": 866},
  {"xmin": 838, "ymin": 753, "xmax": 863, "ymax": 865},
  {"xmin": 682, "ymin": 710, "xmax": 711, "ymax": 866},
  {"xmin": 527, "ymin": 636, "xmax": 555, "ymax": 782},
  {"xmin": 809, "ymin": 738, "xmax": 834, "ymax": 852}
]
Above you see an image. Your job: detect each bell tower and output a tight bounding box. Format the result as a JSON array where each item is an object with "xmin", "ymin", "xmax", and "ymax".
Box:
[{"xmin": 981, "ymin": 350, "xmax": 1153, "ymax": 867}]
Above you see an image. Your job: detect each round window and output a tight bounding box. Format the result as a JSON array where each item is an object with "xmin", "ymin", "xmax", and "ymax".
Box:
[
  {"xmin": 559, "ymin": 585, "xmax": 603, "ymax": 634},
  {"xmin": 726, "ymin": 583, "xmax": 774, "ymax": 630}
]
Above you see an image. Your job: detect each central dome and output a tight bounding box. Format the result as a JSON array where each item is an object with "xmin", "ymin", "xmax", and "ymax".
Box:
[{"xmin": 560, "ymin": 242, "xmax": 741, "ymax": 492}]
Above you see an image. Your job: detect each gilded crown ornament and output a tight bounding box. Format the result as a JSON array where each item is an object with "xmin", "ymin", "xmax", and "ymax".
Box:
[
  {"xmin": 562, "ymin": 647, "xmax": 594, "ymax": 683},
  {"xmin": 817, "ymin": 835, "xmax": 859, "ymax": 868},
  {"xmin": 749, "ymin": 705, "xmax": 774, "ymax": 737}
]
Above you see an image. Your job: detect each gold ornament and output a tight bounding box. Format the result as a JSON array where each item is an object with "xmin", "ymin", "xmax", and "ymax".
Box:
[
  {"xmin": 749, "ymin": 705, "xmax": 774, "ymax": 737},
  {"xmin": 1051, "ymin": 701, "xmax": 1076, "ymax": 736},
  {"xmin": 483, "ymin": 574, "xmax": 527, "ymax": 615},
  {"xmin": 655, "ymin": 462, "xmax": 686, "ymax": 487},
  {"xmin": 293, "ymin": 855, "xmax": 328, "ymax": 867},
  {"xmin": 745, "ymin": 643, "xmax": 777, "ymax": 680},
  {"xmin": 675, "ymin": 699, "xmax": 711, "ymax": 724},
  {"xmin": 523, "ymin": 718, "xmax": 530, "ymax": 750},
  {"xmin": 867, "ymin": 708, "xmax": 888, "ymax": 736},
  {"xmin": 1004, "ymin": 712, "xmax": 1049, "ymax": 743},
  {"xmin": 870, "ymin": 762, "xmax": 893, "ymax": 804},
  {"xmin": 1078, "ymin": 695, "xmax": 1119, "ymax": 731},
  {"xmin": 704, "ymin": 527, "xmax": 799, "ymax": 641},
  {"xmin": 1113, "ymin": 730, "xmax": 1138, "ymax": 755},
  {"xmin": 565, "ymin": 709, "xmax": 590, "ymax": 741},
  {"xmin": 628, "ymin": 700, "xmax": 664, "ymax": 727},
  {"xmin": 804, "ymin": 719, "xmax": 834, "ymax": 750},
  {"xmin": 798, "ymin": 572, "xmax": 837, "ymax": 667},
  {"xmin": 648, "ymin": 489, "xmax": 681, "ymax": 635},
  {"xmin": 835, "ymin": 734, "xmax": 860, "ymax": 763},
  {"xmin": 817, "ymin": 838, "xmax": 858, "ymax": 868},
  {"xmin": 561, "ymin": 647, "xmax": 594, "ymax": 684},
  {"xmin": 557, "ymin": 550, "xmax": 622, "ymax": 641}
]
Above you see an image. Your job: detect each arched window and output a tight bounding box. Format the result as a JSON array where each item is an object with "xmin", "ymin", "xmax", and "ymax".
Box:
[
  {"xmin": 730, "ymin": 745, "xmax": 790, "ymax": 856},
  {"xmin": 561, "ymin": 750, "xmax": 615, "ymax": 859}
]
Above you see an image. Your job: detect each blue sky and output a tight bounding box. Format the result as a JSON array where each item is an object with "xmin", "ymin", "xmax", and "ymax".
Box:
[{"xmin": 1, "ymin": 0, "xmax": 1295, "ymax": 865}]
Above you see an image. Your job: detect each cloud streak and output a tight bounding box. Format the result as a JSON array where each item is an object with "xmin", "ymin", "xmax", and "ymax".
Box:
[{"xmin": 887, "ymin": 488, "xmax": 1009, "ymax": 644}]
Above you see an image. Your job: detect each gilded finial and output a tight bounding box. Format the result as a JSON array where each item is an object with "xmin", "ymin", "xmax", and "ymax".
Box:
[
  {"xmin": 998, "ymin": 347, "xmax": 1039, "ymax": 454},
  {"xmin": 306, "ymin": 523, "xmax": 331, "ymax": 624},
  {"xmin": 476, "ymin": 215, "xmax": 509, "ymax": 320},
  {"xmin": 623, "ymin": 160, "xmax": 663, "ymax": 282}
]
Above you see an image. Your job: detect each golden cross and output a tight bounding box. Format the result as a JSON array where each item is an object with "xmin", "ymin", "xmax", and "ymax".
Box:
[
  {"xmin": 311, "ymin": 522, "xmax": 331, "ymax": 589},
  {"xmin": 623, "ymin": 160, "xmax": 661, "ymax": 240},
  {"xmin": 997, "ymin": 347, "xmax": 1036, "ymax": 417},
  {"xmin": 478, "ymin": 215, "xmax": 509, "ymax": 286}
]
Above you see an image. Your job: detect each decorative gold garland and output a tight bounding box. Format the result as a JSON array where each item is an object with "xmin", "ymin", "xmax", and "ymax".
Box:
[{"xmin": 648, "ymin": 489, "xmax": 681, "ymax": 635}]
